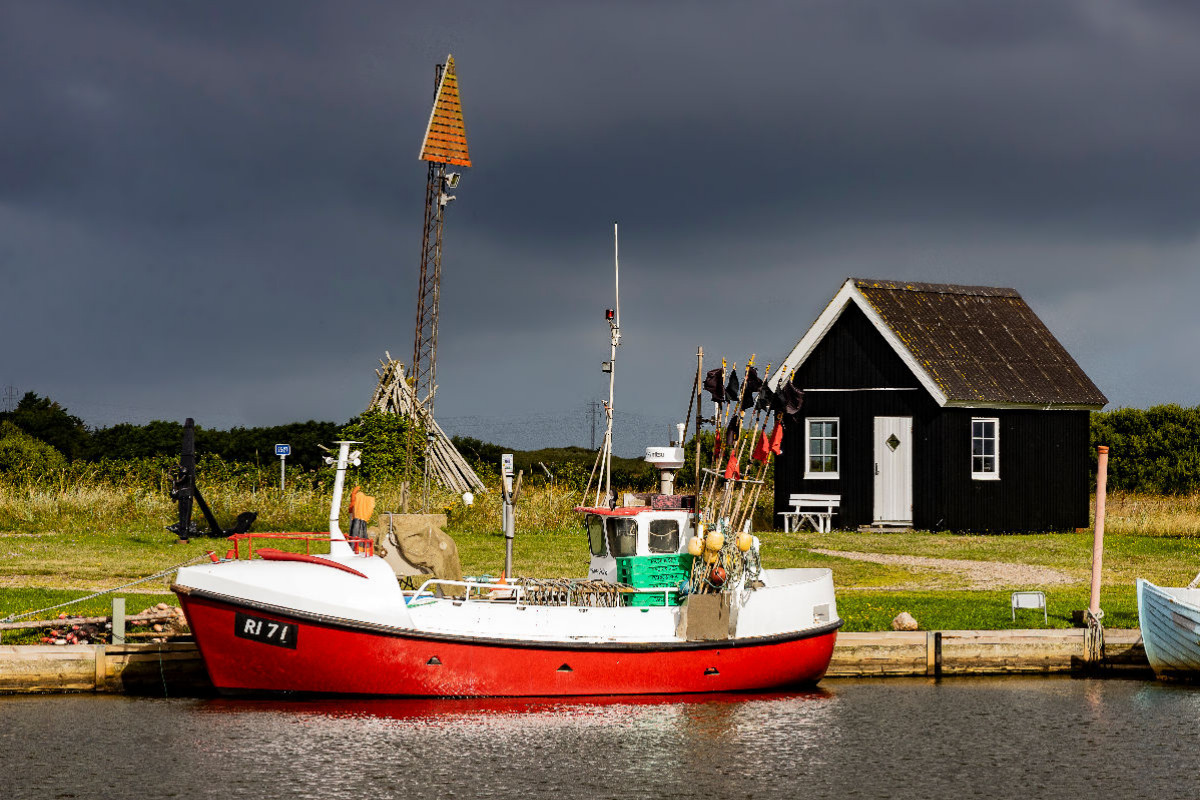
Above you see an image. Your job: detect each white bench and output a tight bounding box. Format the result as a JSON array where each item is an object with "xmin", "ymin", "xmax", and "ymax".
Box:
[{"xmin": 780, "ymin": 493, "xmax": 840, "ymax": 533}]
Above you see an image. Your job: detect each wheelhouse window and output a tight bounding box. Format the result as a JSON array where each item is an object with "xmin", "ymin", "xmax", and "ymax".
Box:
[
  {"xmin": 805, "ymin": 418, "xmax": 839, "ymax": 479},
  {"xmin": 648, "ymin": 519, "xmax": 680, "ymax": 554},
  {"xmin": 586, "ymin": 514, "xmax": 607, "ymax": 557},
  {"xmin": 971, "ymin": 418, "xmax": 1000, "ymax": 480},
  {"xmin": 605, "ymin": 517, "xmax": 638, "ymax": 558}
]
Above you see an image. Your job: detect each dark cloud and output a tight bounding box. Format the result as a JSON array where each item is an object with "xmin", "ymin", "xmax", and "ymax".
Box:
[{"xmin": 2, "ymin": 0, "xmax": 1199, "ymax": 451}]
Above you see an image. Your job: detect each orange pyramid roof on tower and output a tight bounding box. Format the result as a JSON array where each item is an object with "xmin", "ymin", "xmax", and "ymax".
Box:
[{"xmin": 419, "ymin": 55, "xmax": 471, "ymax": 167}]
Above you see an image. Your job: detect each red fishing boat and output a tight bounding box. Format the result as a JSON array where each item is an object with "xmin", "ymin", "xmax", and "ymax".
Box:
[{"xmin": 173, "ymin": 440, "xmax": 840, "ymax": 697}]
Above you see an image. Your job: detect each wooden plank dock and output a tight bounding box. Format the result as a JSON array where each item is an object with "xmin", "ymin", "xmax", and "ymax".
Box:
[
  {"xmin": 0, "ymin": 629, "xmax": 1153, "ymax": 695},
  {"xmin": 827, "ymin": 628, "xmax": 1150, "ymax": 678},
  {"xmin": 0, "ymin": 642, "xmax": 212, "ymax": 695}
]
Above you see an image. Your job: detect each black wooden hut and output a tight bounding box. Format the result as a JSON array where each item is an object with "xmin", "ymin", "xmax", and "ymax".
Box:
[{"xmin": 771, "ymin": 279, "xmax": 1107, "ymax": 532}]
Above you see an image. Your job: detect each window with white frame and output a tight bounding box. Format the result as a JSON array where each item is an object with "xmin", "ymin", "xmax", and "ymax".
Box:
[
  {"xmin": 971, "ymin": 417, "xmax": 999, "ymax": 480},
  {"xmin": 805, "ymin": 418, "xmax": 839, "ymax": 479}
]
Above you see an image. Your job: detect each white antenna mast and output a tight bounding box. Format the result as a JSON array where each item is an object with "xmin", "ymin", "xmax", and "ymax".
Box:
[{"xmin": 594, "ymin": 222, "xmax": 621, "ymax": 507}]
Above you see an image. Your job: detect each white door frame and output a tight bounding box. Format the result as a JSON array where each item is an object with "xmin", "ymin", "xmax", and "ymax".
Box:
[{"xmin": 873, "ymin": 416, "xmax": 913, "ymax": 524}]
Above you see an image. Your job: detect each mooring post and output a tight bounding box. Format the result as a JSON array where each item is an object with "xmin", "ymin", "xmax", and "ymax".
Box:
[
  {"xmin": 1085, "ymin": 446, "xmax": 1109, "ymax": 663},
  {"xmin": 112, "ymin": 597, "xmax": 125, "ymax": 645},
  {"xmin": 94, "ymin": 644, "xmax": 107, "ymax": 692},
  {"xmin": 1088, "ymin": 447, "xmax": 1109, "ymax": 618}
]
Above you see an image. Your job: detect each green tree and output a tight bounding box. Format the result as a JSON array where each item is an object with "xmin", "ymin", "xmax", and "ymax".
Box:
[
  {"xmin": 2, "ymin": 393, "xmax": 89, "ymax": 460},
  {"xmin": 339, "ymin": 410, "xmax": 425, "ymax": 484}
]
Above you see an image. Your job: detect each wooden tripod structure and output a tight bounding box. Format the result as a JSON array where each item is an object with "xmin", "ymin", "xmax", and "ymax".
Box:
[{"xmin": 370, "ymin": 355, "xmax": 484, "ymax": 495}]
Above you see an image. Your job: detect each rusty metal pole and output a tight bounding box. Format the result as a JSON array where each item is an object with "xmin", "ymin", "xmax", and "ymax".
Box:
[{"xmin": 1088, "ymin": 446, "xmax": 1110, "ymax": 617}]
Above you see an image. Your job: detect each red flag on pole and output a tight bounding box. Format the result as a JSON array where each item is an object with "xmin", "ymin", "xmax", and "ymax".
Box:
[
  {"xmin": 724, "ymin": 453, "xmax": 741, "ymax": 480},
  {"xmin": 752, "ymin": 431, "xmax": 770, "ymax": 462},
  {"xmin": 769, "ymin": 421, "xmax": 784, "ymax": 455}
]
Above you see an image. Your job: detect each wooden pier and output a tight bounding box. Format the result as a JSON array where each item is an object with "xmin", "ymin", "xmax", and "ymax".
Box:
[
  {"xmin": 827, "ymin": 628, "xmax": 1150, "ymax": 678},
  {"xmin": 0, "ymin": 629, "xmax": 1152, "ymax": 695},
  {"xmin": 0, "ymin": 642, "xmax": 212, "ymax": 695}
]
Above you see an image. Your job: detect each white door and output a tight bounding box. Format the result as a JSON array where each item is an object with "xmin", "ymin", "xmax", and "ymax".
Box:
[{"xmin": 873, "ymin": 417, "xmax": 913, "ymax": 524}]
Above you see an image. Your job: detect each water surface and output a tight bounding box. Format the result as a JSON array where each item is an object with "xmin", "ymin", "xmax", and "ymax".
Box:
[{"xmin": 2, "ymin": 678, "xmax": 1198, "ymax": 799}]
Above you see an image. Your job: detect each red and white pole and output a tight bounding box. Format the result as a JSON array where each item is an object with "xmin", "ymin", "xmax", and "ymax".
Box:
[{"xmin": 1088, "ymin": 446, "xmax": 1109, "ymax": 618}]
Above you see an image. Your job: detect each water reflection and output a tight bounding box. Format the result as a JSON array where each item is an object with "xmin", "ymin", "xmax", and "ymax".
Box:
[
  {"xmin": 198, "ymin": 687, "xmax": 832, "ymax": 724},
  {"xmin": 5, "ymin": 679, "xmax": 1200, "ymax": 799}
]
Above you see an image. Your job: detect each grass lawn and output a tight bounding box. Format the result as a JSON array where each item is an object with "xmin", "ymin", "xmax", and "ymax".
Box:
[
  {"xmin": 837, "ymin": 587, "xmax": 1138, "ymax": 632},
  {"xmin": 1, "ymin": 481, "xmax": 1194, "ymax": 631}
]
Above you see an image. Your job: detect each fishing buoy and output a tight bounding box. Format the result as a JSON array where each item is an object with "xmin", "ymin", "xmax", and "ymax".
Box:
[
  {"xmin": 736, "ymin": 532, "xmax": 753, "ymax": 552},
  {"xmin": 703, "ymin": 548, "xmax": 720, "ymax": 564},
  {"xmin": 711, "ymin": 566, "xmax": 727, "ymax": 586},
  {"xmin": 687, "ymin": 536, "xmax": 704, "ymax": 556},
  {"xmin": 705, "ymin": 531, "xmax": 725, "ymax": 551}
]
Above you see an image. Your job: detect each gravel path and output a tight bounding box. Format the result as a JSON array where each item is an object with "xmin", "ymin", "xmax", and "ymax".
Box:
[{"xmin": 808, "ymin": 548, "xmax": 1079, "ymax": 589}]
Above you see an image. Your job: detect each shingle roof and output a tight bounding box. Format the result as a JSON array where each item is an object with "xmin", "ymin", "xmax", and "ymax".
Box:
[{"xmin": 851, "ymin": 278, "xmax": 1107, "ymax": 407}]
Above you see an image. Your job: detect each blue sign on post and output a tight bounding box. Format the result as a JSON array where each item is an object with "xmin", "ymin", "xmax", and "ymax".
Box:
[{"xmin": 275, "ymin": 444, "xmax": 290, "ymax": 491}]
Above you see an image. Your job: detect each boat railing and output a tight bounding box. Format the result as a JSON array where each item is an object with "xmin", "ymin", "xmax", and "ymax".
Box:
[
  {"xmin": 409, "ymin": 577, "xmax": 679, "ymax": 607},
  {"xmin": 411, "ymin": 578, "xmax": 527, "ymax": 605},
  {"xmin": 224, "ymin": 532, "xmax": 374, "ymax": 560}
]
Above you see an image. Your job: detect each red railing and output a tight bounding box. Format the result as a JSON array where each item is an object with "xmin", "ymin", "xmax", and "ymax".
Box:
[{"xmin": 224, "ymin": 532, "xmax": 374, "ymax": 560}]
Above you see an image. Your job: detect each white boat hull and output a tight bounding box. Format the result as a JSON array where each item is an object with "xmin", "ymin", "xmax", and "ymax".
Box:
[{"xmin": 1136, "ymin": 578, "xmax": 1200, "ymax": 680}]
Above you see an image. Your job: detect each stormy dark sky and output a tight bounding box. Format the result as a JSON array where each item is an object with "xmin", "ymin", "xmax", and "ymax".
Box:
[{"xmin": 3, "ymin": 1, "xmax": 1199, "ymax": 454}]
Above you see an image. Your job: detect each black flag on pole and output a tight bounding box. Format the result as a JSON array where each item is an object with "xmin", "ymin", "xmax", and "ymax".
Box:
[
  {"xmin": 755, "ymin": 383, "xmax": 778, "ymax": 414},
  {"xmin": 781, "ymin": 382, "xmax": 805, "ymax": 426},
  {"xmin": 741, "ymin": 366, "xmax": 763, "ymax": 410},
  {"xmin": 724, "ymin": 370, "xmax": 741, "ymax": 404},
  {"xmin": 703, "ymin": 368, "xmax": 724, "ymax": 403},
  {"xmin": 725, "ymin": 415, "xmax": 741, "ymax": 451}
]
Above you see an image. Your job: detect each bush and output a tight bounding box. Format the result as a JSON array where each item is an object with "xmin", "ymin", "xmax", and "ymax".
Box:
[
  {"xmin": 0, "ymin": 422, "xmax": 67, "ymax": 481},
  {"xmin": 1091, "ymin": 405, "xmax": 1200, "ymax": 494}
]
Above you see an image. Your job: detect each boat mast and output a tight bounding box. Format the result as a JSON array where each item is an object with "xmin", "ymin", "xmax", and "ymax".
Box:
[{"xmin": 595, "ymin": 223, "xmax": 621, "ymax": 507}]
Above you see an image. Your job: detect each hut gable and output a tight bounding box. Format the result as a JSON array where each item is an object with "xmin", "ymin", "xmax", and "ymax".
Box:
[{"xmin": 775, "ymin": 278, "xmax": 1107, "ymax": 410}]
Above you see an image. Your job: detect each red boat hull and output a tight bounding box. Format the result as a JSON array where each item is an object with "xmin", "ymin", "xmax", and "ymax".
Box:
[{"xmin": 176, "ymin": 588, "xmax": 840, "ymax": 697}]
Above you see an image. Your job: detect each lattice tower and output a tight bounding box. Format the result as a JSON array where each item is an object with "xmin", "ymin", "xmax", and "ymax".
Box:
[{"xmin": 410, "ymin": 55, "xmax": 470, "ymax": 417}]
